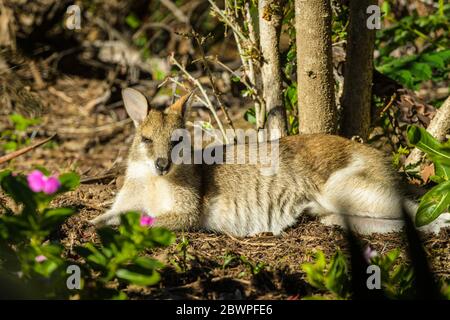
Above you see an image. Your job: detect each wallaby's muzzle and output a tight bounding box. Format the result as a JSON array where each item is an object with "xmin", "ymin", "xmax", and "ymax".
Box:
[{"xmin": 155, "ymin": 157, "xmax": 171, "ymax": 175}]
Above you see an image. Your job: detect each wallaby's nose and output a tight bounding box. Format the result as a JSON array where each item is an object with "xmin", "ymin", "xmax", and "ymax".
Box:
[{"xmin": 155, "ymin": 157, "xmax": 170, "ymax": 173}]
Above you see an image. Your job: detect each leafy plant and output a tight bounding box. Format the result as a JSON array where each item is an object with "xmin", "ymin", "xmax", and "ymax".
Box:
[
  {"xmin": 239, "ymin": 255, "xmax": 266, "ymax": 276},
  {"xmin": 76, "ymin": 212, "xmax": 174, "ymax": 289},
  {"xmin": 0, "ymin": 169, "xmax": 173, "ymax": 299},
  {"xmin": 301, "ymin": 250, "xmax": 350, "ymax": 299},
  {"xmin": 377, "ymin": 50, "xmax": 450, "ymax": 90},
  {"xmin": 221, "ymin": 252, "xmax": 239, "ymax": 270},
  {"xmin": 169, "ymin": 235, "xmax": 194, "ymax": 273},
  {"xmin": 1, "ymin": 114, "xmax": 40, "ymax": 152},
  {"xmin": 376, "ymin": 3, "xmax": 450, "ymax": 92},
  {"xmin": 407, "ymin": 125, "xmax": 450, "ymax": 226},
  {"xmin": 301, "ymin": 249, "xmax": 417, "ymax": 299},
  {"xmin": 370, "ymin": 249, "xmax": 414, "ymax": 299},
  {"xmin": 0, "ymin": 169, "xmax": 79, "ymax": 297}
]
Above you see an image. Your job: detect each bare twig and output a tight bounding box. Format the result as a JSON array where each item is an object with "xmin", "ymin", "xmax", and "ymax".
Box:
[
  {"xmin": 164, "ymin": 77, "xmax": 209, "ymax": 107},
  {"xmin": 224, "ymin": 232, "xmax": 277, "ymax": 247},
  {"xmin": 48, "ymin": 86, "xmax": 73, "ymax": 103},
  {"xmin": 258, "ymin": 0, "xmax": 287, "ymax": 138},
  {"xmin": 208, "ymin": 0, "xmax": 247, "ymax": 42},
  {"xmin": 133, "ymin": 22, "xmax": 174, "ymax": 44},
  {"xmin": 192, "ymin": 31, "xmax": 236, "ymax": 138},
  {"xmin": 209, "ymin": 0, "xmax": 264, "ymax": 135},
  {"xmin": 29, "ymin": 60, "xmax": 45, "ymax": 89},
  {"xmin": 80, "ymin": 174, "xmax": 116, "ymax": 184},
  {"xmin": 206, "ymin": 56, "xmax": 264, "ymax": 108},
  {"xmin": 170, "ymin": 75, "xmax": 179, "ymax": 105},
  {"xmin": 84, "ymin": 88, "xmax": 111, "ymax": 114},
  {"xmin": 0, "ymin": 134, "xmax": 56, "ymax": 165},
  {"xmin": 244, "ymin": 1, "xmax": 264, "ymax": 132},
  {"xmin": 380, "ymin": 93, "xmax": 397, "ymax": 115},
  {"xmin": 56, "ymin": 118, "xmax": 132, "ymax": 135},
  {"xmin": 170, "ymin": 53, "xmax": 229, "ymax": 143},
  {"xmin": 159, "ymin": 0, "xmax": 190, "ymax": 24}
]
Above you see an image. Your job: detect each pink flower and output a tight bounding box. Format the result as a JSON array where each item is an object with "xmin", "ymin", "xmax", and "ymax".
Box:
[
  {"xmin": 363, "ymin": 245, "xmax": 378, "ymax": 263},
  {"xmin": 27, "ymin": 170, "xmax": 61, "ymax": 195},
  {"xmin": 35, "ymin": 255, "xmax": 47, "ymax": 263},
  {"xmin": 43, "ymin": 176, "xmax": 60, "ymax": 194},
  {"xmin": 140, "ymin": 215, "xmax": 156, "ymax": 227},
  {"xmin": 27, "ymin": 170, "xmax": 45, "ymax": 192}
]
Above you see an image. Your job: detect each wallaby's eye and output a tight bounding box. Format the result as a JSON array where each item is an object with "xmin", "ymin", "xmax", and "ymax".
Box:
[{"xmin": 141, "ymin": 136, "xmax": 153, "ymax": 144}]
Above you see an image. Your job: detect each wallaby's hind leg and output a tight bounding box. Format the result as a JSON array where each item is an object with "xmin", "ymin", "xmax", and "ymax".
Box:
[{"xmin": 313, "ymin": 157, "xmax": 410, "ymax": 234}]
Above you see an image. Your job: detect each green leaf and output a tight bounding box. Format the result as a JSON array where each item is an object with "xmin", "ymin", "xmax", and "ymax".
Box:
[
  {"xmin": 41, "ymin": 207, "xmax": 75, "ymax": 228},
  {"xmin": 301, "ymin": 251, "xmax": 327, "ymax": 290},
  {"xmin": 77, "ymin": 243, "xmax": 108, "ymax": 267},
  {"xmin": 416, "ymin": 180, "xmax": 450, "ymax": 227},
  {"xmin": 9, "ymin": 114, "xmax": 40, "ymax": 131},
  {"xmin": 146, "ymin": 227, "xmax": 176, "ymax": 246},
  {"xmin": 125, "ymin": 13, "xmax": 141, "ymax": 29},
  {"xmin": 396, "ymin": 70, "xmax": 414, "ymax": 88},
  {"xmin": 410, "ymin": 63, "xmax": 432, "ymax": 81},
  {"xmin": 285, "ymin": 84, "xmax": 297, "ymax": 110},
  {"xmin": 134, "ymin": 256, "xmax": 164, "ymax": 270},
  {"xmin": 2, "ymin": 141, "xmax": 18, "ymax": 151},
  {"xmin": 435, "ymin": 164, "xmax": 450, "ymax": 181},
  {"xmin": 33, "ymin": 259, "xmax": 59, "ymax": 277},
  {"xmin": 407, "ymin": 125, "xmax": 450, "ymax": 169},
  {"xmin": 324, "ymin": 251, "xmax": 349, "ymax": 297},
  {"xmin": 116, "ymin": 268, "xmax": 160, "ymax": 286},
  {"xmin": 58, "ymin": 172, "xmax": 80, "ymax": 191},
  {"xmin": 244, "ymin": 108, "xmax": 256, "ymax": 125},
  {"xmin": 0, "ymin": 170, "xmax": 11, "ymax": 183},
  {"xmin": 34, "ymin": 166, "xmax": 50, "ymax": 176},
  {"xmin": 422, "ymin": 53, "xmax": 445, "ymax": 69}
]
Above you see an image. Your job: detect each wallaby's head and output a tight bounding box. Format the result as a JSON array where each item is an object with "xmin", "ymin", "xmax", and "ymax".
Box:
[{"xmin": 122, "ymin": 88, "xmax": 191, "ymax": 176}]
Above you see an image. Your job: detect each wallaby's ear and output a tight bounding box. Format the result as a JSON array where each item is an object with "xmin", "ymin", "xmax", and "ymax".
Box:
[
  {"xmin": 167, "ymin": 92, "xmax": 193, "ymax": 118},
  {"xmin": 122, "ymin": 88, "xmax": 148, "ymax": 126}
]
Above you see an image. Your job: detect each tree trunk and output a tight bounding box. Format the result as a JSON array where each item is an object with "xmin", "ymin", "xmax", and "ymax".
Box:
[
  {"xmin": 406, "ymin": 95, "xmax": 450, "ymax": 166},
  {"xmin": 258, "ymin": 0, "xmax": 287, "ymax": 139},
  {"xmin": 341, "ymin": 0, "xmax": 377, "ymax": 140},
  {"xmin": 295, "ymin": 0, "xmax": 337, "ymax": 134}
]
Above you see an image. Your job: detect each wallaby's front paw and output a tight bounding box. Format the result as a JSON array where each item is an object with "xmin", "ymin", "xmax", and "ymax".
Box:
[{"xmin": 89, "ymin": 212, "xmax": 121, "ymax": 227}]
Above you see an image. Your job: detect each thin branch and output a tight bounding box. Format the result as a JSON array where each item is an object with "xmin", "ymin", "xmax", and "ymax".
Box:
[
  {"xmin": 56, "ymin": 119, "xmax": 132, "ymax": 135},
  {"xmin": 206, "ymin": 56, "xmax": 265, "ymax": 108},
  {"xmin": 0, "ymin": 134, "xmax": 56, "ymax": 165},
  {"xmin": 192, "ymin": 31, "xmax": 236, "ymax": 138},
  {"xmin": 208, "ymin": 0, "xmax": 247, "ymax": 42},
  {"xmin": 159, "ymin": 0, "xmax": 190, "ymax": 24},
  {"xmin": 164, "ymin": 77, "xmax": 209, "ymax": 107},
  {"xmin": 244, "ymin": 1, "xmax": 264, "ymax": 132},
  {"xmin": 380, "ymin": 93, "xmax": 397, "ymax": 115},
  {"xmin": 209, "ymin": 0, "xmax": 264, "ymax": 134},
  {"xmin": 170, "ymin": 53, "xmax": 229, "ymax": 143}
]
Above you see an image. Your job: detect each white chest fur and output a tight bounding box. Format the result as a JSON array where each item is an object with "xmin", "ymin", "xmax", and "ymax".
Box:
[{"xmin": 124, "ymin": 160, "xmax": 174, "ymax": 216}]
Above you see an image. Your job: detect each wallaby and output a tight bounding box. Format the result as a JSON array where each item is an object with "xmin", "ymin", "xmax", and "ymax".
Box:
[{"xmin": 90, "ymin": 88, "xmax": 450, "ymax": 236}]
